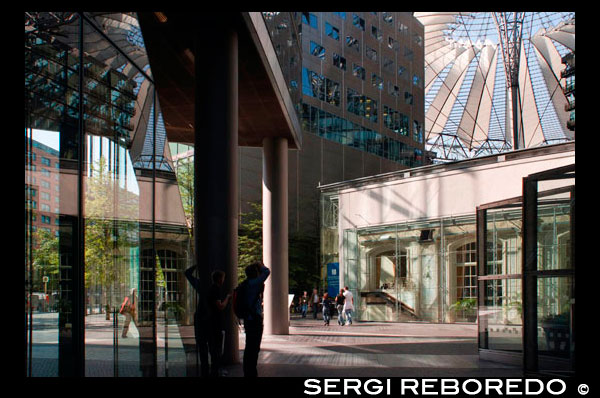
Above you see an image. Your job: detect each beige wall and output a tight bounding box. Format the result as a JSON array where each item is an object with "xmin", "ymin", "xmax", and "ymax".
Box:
[{"xmin": 336, "ymin": 146, "xmax": 575, "ymax": 287}]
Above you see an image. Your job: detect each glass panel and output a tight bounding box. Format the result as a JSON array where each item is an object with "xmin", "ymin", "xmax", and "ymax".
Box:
[
  {"xmin": 478, "ymin": 205, "xmax": 523, "ymax": 353},
  {"xmin": 25, "ymin": 12, "xmax": 81, "ymax": 377},
  {"xmin": 481, "ymin": 278, "xmax": 523, "ymax": 352},
  {"xmin": 82, "ymin": 17, "xmax": 143, "ymax": 376},
  {"xmin": 538, "ymin": 276, "xmax": 573, "ymax": 362},
  {"xmin": 536, "ymin": 201, "xmax": 572, "ymax": 271}
]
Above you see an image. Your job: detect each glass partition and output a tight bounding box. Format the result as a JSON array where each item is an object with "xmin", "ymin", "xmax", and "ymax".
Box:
[
  {"xmin": 341, "ymin": 215, "xmax": 488, "ymax": 323},
  {"xmin": 523, "ymin": 166, "xmax": 575, "ymax": 374},
  {"xmin": 477, "ymin": 202, "xmax": 523, "ymax": 355},
  {"xmin": 25, "ymin": 12, "xmax": 192, "ymax": 377}
]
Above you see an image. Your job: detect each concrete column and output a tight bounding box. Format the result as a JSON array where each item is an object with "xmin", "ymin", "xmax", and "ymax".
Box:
[
  {"xmin": 262, "ymin": 136, "xmax": 289, "ymax": 335},
  {"xmin": 194, "ymin": 18, "xmax": 239, "ymax": 363}
]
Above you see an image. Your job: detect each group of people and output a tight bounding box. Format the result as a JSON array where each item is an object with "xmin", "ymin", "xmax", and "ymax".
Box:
[
  {"xmin": 297, "ymin": 287, "xmax": 354, "ymax": 326},
  {"xmin": 184, "ymin": 261, "xmax": 270, "ymax": 378},
  {"xmin": 117, "ymin": 260, "xmax": 270, "ymax": 378}
]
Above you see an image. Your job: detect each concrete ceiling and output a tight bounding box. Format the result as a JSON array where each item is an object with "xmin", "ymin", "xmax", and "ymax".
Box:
[{"xmin": 137, "ymin": 12, "xmax": 301, "ymax": 149}]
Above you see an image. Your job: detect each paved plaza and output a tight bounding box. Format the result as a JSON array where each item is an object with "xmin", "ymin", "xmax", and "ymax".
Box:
[{"xmin": 27, "ymin": 312, "xmax": 522, "ymax": 377}]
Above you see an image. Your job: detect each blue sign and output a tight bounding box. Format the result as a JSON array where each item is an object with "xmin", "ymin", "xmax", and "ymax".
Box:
[{"xmin": 326, "ymin": 262, "xmax": 339, "ymax": 297}]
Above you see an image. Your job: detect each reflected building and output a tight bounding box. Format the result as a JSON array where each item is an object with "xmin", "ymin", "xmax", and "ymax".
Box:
[
  {"xmin": 25, "ymin": 12, "xmax": 192, "ymax": 377},
  {"xmin": 25, "ymin": 11, "xmax": 303, "ymax": 377}
]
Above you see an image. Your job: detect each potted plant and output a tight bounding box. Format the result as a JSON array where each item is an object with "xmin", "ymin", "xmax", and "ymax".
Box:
[{"xmin": 449, "ymin": 298, "xmax": 477, "ymax": 322}]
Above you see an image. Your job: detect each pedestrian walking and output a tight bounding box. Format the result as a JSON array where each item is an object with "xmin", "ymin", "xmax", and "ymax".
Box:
[
  {"xmin": 343, "ymin": 286, "xmax": 354, "ymax": 325},
  {"xmin": 310, "ymin": 288, "xmax": 320, "ymax": 319},
  {"xmin": 335, "ymin": 289, "xmax": 346, "ymax": 326},
  {"xmin": 120, "ymin": 288, "xmax": 137, "ymax": 338},
  {"xmin": 300, "ymin": 291, "xmax": 309, "ymax": 318},
  {"xmin": 322, "ymin": 293, "xmax": 333, "ymax": 326}
]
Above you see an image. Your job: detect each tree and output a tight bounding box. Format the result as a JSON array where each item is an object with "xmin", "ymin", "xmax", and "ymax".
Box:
[
  {"xmin": 84, "ymin": 156, "xmax": 138, "ymax": 315},
  {"xmin": 31, "ymin": 228, "xmax": 59, "ymax": 293},
  {"xmin": 237, "ymin": 201, "xmax": 320, "ymax": 291},
  {"xmin": 238, "ymin": 202, "xmax": 262, "ymax": 282}
]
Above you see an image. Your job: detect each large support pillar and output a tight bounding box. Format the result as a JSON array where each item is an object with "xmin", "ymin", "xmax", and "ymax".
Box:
[
  {"xmin": 262, "ymin": 137, "xmax": 289, "ymax": 335},
  {"xmin": 194, "ymin": 17, "xmax": 239, "ymax": 364}
]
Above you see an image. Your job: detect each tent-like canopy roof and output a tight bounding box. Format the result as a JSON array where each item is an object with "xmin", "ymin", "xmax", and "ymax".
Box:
[{"xmin": 414, "ymin": 12, "xmax": 575, "ymax": 162}]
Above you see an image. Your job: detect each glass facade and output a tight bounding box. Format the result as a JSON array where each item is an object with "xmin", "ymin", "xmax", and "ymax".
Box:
[
  {"xmin": 331, "ymin": 213, "xmax": 491, "ymax": 324},
  {"xmin": 300, "ymin": 103, "xmax": 423, "ymax": 167},
  {"xmin": 25, "ymin": 12, "xmax": 192, "ymax": 377}
]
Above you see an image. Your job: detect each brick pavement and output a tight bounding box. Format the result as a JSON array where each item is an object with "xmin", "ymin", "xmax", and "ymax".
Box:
[{"xmin": 222, "ymin": 316, "xmax": 523, "ymax": 377}]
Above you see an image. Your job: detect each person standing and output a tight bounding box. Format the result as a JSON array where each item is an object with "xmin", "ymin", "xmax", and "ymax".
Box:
[
  {"xmin": 300, "ymin": 291, "xmax": 309, "ymax": 318},
  {"xmin": 240, "ymin": 261, "xmax": 270, "ymax": 377},
  {"xmin": 322, "ymin": 293, "xmax": 332, "ymax": 326},
  {"xmin": 206, "ymin": 270, "xmax": 231, "ymax": 377},
  {"xmin": 120, "ymin": 288, "xmax": 137, "ymax": 338},
  {"xmin": 185, "ymin": 265, "xmax": 231, "ymax": 377},
  {"xmin": 343, "ymin": 286, "xmax": 354, "ymax": 325},
  {"xmin": 335, "ymin": 289, "xmax": 346, "ymax": 326},
  {"xmin": 310, "ymin": 288, "xmax": 320, "ymax": 319}
]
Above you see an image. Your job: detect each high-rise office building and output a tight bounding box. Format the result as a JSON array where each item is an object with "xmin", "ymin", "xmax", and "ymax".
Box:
[{"xmin": 238, "ymin": 13, "xmax": 427, "ymax": 283}]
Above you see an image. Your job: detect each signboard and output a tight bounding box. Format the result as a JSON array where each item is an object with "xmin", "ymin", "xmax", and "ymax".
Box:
[{"xmin": 326, "ymin": 262, "xmax": 339, "ymax": 297}]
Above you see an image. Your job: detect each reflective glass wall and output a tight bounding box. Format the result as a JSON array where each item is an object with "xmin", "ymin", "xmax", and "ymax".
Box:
[
  {"xmin": 25, "ymin": 12, "xmax": 192, "ymax": 377},
  {"xmin": 338, "ymin": 215, "xmax": 494, "ymax": 323}
]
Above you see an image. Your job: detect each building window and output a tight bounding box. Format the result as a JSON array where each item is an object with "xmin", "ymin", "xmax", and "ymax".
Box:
[
  {"xmin": 41, "ymin": 168, "xmax": 51, "ymax": 177},
  {"xmin": 325, "ymin": 79, "xmax": 341, "ymax": 107},
  {"xmin": 388, "ymin": 83, "xmax": 400, "ymax": 97},
  {"xmin": 302, "ymin": 67, "xmax": 324, "ymax": 100},
  {"xmin": 41, "ymin": 192, "xmax": 51, "ymax": 201},
  {"xmin": 352, "ymin": 64, "xmax": 365, "ymax": 80},
  {"xmin": 333, "ymin": 53, "xmax": 346, "ymax": 71},
  {"xmin": 333, "ymin": 12, "xmax": 346, "ymax": 20},
  {"xmin": 404, "ymin": 47, "xmax": 414, "ymax": 61},
  {"xmin": 413, "ymin": 74, "xmax": 423, "ymax": 88},
  {"xmin": 347, "ymin": 88, "xmax": 377, "ymax": 123},
  {"xmin": 414, "ymin": 33, "xmax": 423, "ymax": 47},
  {"xmin": 345, "ymin": 35, "xmax": 360, "ymax": 52},
  {"xmin": 41, "ymin": 180, "xmax": 51, "ymax": 189},
  {"xmin": 325, "ymin": 22, "xmax": 340, "ymax": 40},
  {"xmin": 456, "ymin": 242, "xmax": 477, "ymax": 300},
  {"xmin": 383, "ymin": 56, "xmax": 394, "ymax": 73},
  {"xmin": 371, "ymin": 25, "xmax": 382, "ymax": 41},
  {"xmin": 301, "ymin": 13, "xmax": 318, "ymax": 29},
  {"xmin": 398, "ymin": 65, "xmax": 407, "ymax": 80},
  {"xmin": 405, "ymin": 92, "xmax": 413, "ymax": 105},
  {"xmin": 366, "ymin": 46, "xmax": 378, "ymax": 63},
  {"xmin": 41, "ymin": 215, "xmax": 51, "ymax": 224},
  {"xmin": 398, "ymin": 22, "xmax": 409, "ymax": 35},
  {"xmin": 352, "ymin": 14, "xmax": 365, "ymax": 31},
  {"xmin": 382, "ymin": 12, "xmax": 393, "ymax": 24},
  {"xmin": 41, "ymin": 157, "xmax": 51, "ymax": 166},
  {"xmin": 302, "ymin": 67, "xmax": 340, "ymax": 107},
  {"xmin": 413, "ymin": 120, "xmax": 423, "ymax": 143},
  {"xmin": 310, "ymin": 41, "xmax": 325, "ymax": 59},
  {"xmin": 388, "ymin": 37, "xmax": 399, "ymax": 50},
  {"xmin": 41, "ymin": 203, "xmax": 51, "ymax": 212},
  {"xmin": 371, "ymin": 74, "xmax": 383, "ymax": 90}
]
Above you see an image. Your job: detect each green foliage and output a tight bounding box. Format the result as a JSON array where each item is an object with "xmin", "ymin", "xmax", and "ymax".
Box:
[
  {"xmin": 238, "ymin": 202, "xmax": 263, "ymax": 283},
  {"xmin": 173, "ymin": 159, "xmax": 194, "ymax": 231},
  {"xmin": 237, "ymin": 201, "xmax": 320, "ymax": 291},
  {"xmin": 449, "ymin": 298, "xmax": 477, "ymax": 312},
  {"xmin": 31, "ymin": 228, "xmax": 59, "ymax": 292}
]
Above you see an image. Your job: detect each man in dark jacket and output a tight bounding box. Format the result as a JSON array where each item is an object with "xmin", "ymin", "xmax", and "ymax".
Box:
[{"xmin": 240, "ymin": 261, "xmax": 270, "ymax": 377}]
